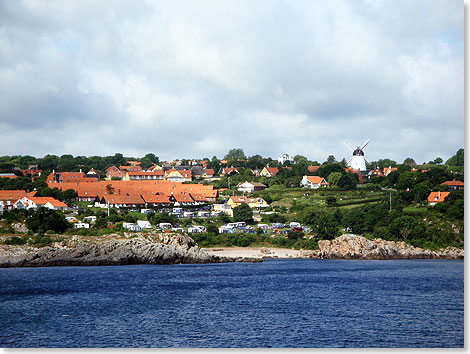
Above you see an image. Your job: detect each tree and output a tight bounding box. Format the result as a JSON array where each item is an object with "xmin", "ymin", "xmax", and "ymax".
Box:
[
  {"xmin": 224, "ymin": 148, "xmax": 246, "ymax": 161},
  {"xmin": 337, "ymin": 173, "xmax": 358, "ymax": 190},
  {"xmin": 326, "ymin": 155, "xmax": 337, "ymax": 164},
  {"xmin": 25, "ymin": 208, "xmax": 70, "ymax": 234},
  {"xmin": 446, "ymin": 148, "xmax": 464, "ymax": 166},
  {"xmin": 233, "ymin": 203, "xmax": 253, "ymax": 224},
  {"xmin": 403, "ymin": 157, "xmax": 417, "ymax": 167},
  {"xmin": 317, "ymin": 163, "xmax": 344, "ymax": 179},
  {"xmin": 433, "ymin": 157, "xmax": 443, "ymax": 165},
  {"xmin": 327, "ymin": 172, "xmax": 342, "ymax": 186}
]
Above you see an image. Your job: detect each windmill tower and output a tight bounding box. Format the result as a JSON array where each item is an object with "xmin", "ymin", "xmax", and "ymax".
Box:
[{"xmin": 344, "ymin": 139, "xmax": 370, "ymax": 171}]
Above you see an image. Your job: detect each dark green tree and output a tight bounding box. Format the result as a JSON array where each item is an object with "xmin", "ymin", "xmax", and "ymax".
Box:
[{"xmin": 233, "ymin": 203, "xmax": 253, "ymax": 224}]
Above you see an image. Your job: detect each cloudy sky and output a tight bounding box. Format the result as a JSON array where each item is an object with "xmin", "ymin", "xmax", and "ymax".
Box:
[{"xmin": 0, "ymin": 0, "xmax": 464, "ymax": 164}]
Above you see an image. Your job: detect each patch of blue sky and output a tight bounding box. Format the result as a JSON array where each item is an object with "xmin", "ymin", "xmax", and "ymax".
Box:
[{"xmin": 54, "ymin": 35, "xmax": 86, "ymax": 59}]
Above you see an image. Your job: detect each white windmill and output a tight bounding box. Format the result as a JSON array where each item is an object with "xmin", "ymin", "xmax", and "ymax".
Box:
[{"xmin": 344, "ymin": 139, "xmax": 370, "ymax": 172}]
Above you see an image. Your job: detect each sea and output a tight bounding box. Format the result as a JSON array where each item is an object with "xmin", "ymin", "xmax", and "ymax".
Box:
[{"xmin": 0, "ymin": 259, "xmax": 464, "ymax": 348}]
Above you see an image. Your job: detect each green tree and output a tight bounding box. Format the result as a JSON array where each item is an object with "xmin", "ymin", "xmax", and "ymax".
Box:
[
  {"xmin": 25, "ymin": 208, "xmax": 69, "ymax": 234},
  {"xmin": 403, "ymin": 157, "xmax": 417, "ymax": 167},
  {"xmin": 327, "ymin": 172, "xmax": 342, "ymax": 186},
  {"xmin": 233, "ymin": 203, "xmax": 253, "ymax": 224},
  {"xmin": 337, "ymin": 173, "xmax": 358, "ymax": 190},
  {"xmin": 224, "ymin": 148, "xmax": 246, "ymax": 161},
  {"xmin": 446, "ymin": 148, "xmax": 464, "ymax": 166}
]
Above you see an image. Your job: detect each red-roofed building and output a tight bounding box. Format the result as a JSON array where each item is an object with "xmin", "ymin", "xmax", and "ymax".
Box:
[
  {"xmin": 259, "ymin": 166, "xmax": 279, "ymax": 177},
  {"xmin": 440, "ymin": 181, "xmax": 464, "ymax": 190},
  {"xmin": 384, "ymin": 166, "xmax": 398, "ymax": 176},
  {"xmin": 300, "ymin": 176, "xmax": 330, "ymax": 189},
  {"xmin": 307, "ymin": 165, "xmax": 320, "ymax": 174},
  {"xmin": 427, "ymin": 191, "xmax": 451, "ymax": 206},
  {"xmin": 219, "ymin": 167, "xmax": 238, "ymax": 176},
  {"xmin": 15, "ymin": 196, "xmax": 68, "ymax": 210},
  {"xmin": 125, "ymin": 171, "xmax": 164, "ymax": 181}
]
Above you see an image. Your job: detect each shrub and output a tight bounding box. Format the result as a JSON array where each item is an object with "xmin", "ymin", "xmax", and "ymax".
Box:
[{"xmin": 4, "ymin": 236, "xmax": 27, "ymax": 245}]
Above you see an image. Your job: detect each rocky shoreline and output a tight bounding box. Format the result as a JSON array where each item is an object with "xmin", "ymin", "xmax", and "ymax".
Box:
[
  {"xmin": 300, "ymin": 234, "xmax": 464, "ymax": 260},
  {"xmin": 0, "ymin": 232, "xmax": 262, "ymax": 267},
  {"xmin": 0, "ymin": 233, "xmax": 463, "ymax": 267}
]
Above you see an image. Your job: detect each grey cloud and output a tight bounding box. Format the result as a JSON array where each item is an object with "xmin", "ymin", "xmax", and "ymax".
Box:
[{"xmin": 0, "ymin": 0, "xmax": 463, "ymax": 164}]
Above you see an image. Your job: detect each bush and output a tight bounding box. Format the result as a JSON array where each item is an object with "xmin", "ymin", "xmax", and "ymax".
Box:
[
  {"xmin": 4, "ymin": 236, "xmax": 27, "ymax": 245},
  {"xmin": 31, "ymin": 234, "xmax": 53, "ymax": 247}
]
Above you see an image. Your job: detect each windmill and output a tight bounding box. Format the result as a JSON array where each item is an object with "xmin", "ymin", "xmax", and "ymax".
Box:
[{"xmin": 344, "ymin": 139, "xmax": 370, "ymax": 171}]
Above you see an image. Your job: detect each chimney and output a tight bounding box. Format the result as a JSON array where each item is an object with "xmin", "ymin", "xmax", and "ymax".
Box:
[{"xmin": 438, "ymin": 191, "xmax": 441, "ymax": 199}]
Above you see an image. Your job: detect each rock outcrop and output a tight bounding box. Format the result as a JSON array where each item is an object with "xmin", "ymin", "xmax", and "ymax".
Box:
[
  {"xmin": 0, "ymin": 232, "xmax": 260, "ymax": 267},
  {"xmin": 303, "ymin": 234, "xmax": 464, "ymax": 260}
]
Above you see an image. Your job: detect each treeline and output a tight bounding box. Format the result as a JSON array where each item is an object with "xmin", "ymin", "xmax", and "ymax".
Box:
[{"xmin": 0, "ymin": 153, "xmax": 160, "ymax": 175}]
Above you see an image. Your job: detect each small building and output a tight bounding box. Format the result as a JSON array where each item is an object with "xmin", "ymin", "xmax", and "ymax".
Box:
[
  {"xmin": 278, "ymin": 153, "xmax": 295, "ymax": 165},
  {"xmin": 440, "ymin": 181, "xmax": 464, "ymax": 190},
  {"xmin": 212, "ymin": 203, "xmax": 233, "ymax": 217},
  {"xmin": 227, "ymin": 196, "xmax": 269, "ymax": 209},
  {"xmin": 259, "ymin": 166, "xmax": 279, "ymax": 177},
  {"xmin": 237, "ymin": 181, "xmax": 267, "ymax": 193},
  {"xmin": 427, "ymin": 191, "xmax": 451, "ymax": 206},
  {"xmin": 300, "ymin": 176, "xmax": 330, "ymax": 189},
  {"xmin": 83, "ymin": 216, "xmax": 97, "ymax": 223},
  {"xmin": 384, "ymin": 166, "xmax": 398, "ymax": 176}
]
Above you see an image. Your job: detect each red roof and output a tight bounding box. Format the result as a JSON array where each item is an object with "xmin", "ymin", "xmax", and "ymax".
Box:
[
  {"xmin": 305, "ymin": 176, "xmax": 329, "ymax": 185},
  {"xmin": 427, "ymin": 191, "xmax": 450, "ymax": 203},
  {"xmin": 441, "ymin": 181, "xmax": 464, "ymax": 187},
  {"xmin": 307, "ymin": 165, "xmax": 320, "ymax": 173}
]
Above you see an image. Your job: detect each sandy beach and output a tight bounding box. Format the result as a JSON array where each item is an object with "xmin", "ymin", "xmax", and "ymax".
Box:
[{"xmin": 204, "ymin": 247, "xmax": 303, "ymax": 259}]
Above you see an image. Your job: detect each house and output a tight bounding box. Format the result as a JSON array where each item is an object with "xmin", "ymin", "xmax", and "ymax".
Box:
[
  {"xmin": 278, "ymin": 153, "xmax": 295, "ymax": 165},
  {"xmin": 427, "ymin": 191, "xmax": 451, "ymax": 206},
  {"xmin": 169, "ymin": 193, "xmax": 195, "ymax": 205},
  {"xmin": 259, "ymin": 166, "xmax": 279, "ymax": 177},
  {"xmin": 86, "ymin": 168, "xmax": 100, "ymax": 179},
  {"xmin": 237, "ymin": 181, "xmax": 267, "ymax": 193},
  {"xmin": 119, "ymin": 165, "xmax": 142, "ymax": 172},
  {"xmin": 125, "ymin": 171, "xmax": 164, "ymax": 181},
  {"xmin": 164, "ymin": 169, "xmax": 192, "ymax": 182},
  {"xmin": 203, "ymin": 169, "xmax": 214, "ymax": 178},
  {"xmin": 219, "ymin": 167, "xmax": 238, "ymax": 176},
  {"xmin": 300, "ymin": 176, "xmax": 330, "ymax": 189},
  {"xmin": 227, "ymin": 196, "xmax": 269, "ymax": 208},
  {"xmin": 307, "ymin": 165, "xmax": 321, "ymax": 174},
  {"xmin": 0, "ymin": 173, "xmax": 17, "ymax": 179},
  {"xmin": 384, "ymin": 166, "xmax": 398, "ymax": 176},
  {"xmin": 99, "ymin": 195, "xmax": 145, "ymax": 208},
  {"xmin": 14, "ymin": 196, "xmax": 68, "ymax": 210},
  {"xmin": 212, "ymin": 203, "xmax": 233, "ymax": 217},
  {"xmin": 368, "ymin": 167, "xmax": 384, "ymax": 178},
  {"xmin": 46, "ymin": 170, "xmax": 98, "ymax": 184},
  {"xmin": 440, "ymin": 181, "xmax": 464, "ymax": 190},
  {"xmin": 105, "ymin": 166, "xmax": 125, "ymax": 180},
  {"xmin": 146, "ymin": 165, "xmax": 163, "ymax": 172}
]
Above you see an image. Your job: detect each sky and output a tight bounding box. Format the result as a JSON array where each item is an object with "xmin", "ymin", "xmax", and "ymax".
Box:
[{"xmin": 0, "ymin": 0, "xmax": 464, "ymax": 164}]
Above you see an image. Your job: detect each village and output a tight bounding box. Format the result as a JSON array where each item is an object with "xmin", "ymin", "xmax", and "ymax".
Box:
[{"xmin": 0, "ymin": 147, "xmax": 464, "ymax": 248}]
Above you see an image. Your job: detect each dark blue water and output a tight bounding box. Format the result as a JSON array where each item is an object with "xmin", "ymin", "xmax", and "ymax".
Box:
[{"xmin": 0, "ymin": 259, "xmax": 464, "ymax": 348}]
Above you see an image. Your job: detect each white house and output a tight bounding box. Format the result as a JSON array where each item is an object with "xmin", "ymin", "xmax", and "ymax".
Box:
[
  {"xmin": 278, "ymin": 153, "xmax": 295, "ymax": 165},
  {"xmin": 137, "ymin": 220, "xmax": 152, "ymax": 229},
  {"xmin": 74, "ymin": 222, "xmax": 90, "ymax": 229},
  {"xmin": 237, "ymin": 181, "xmax": 267, "ymax": 193},
  {"xmin": 300, "ymin": 176, "xmax": 330, "ymax": 189}
]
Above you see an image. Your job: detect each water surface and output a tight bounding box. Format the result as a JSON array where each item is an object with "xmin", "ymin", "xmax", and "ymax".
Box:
[{"xmin": 0, "ymin": 259, "xmax": 464, "ymax": 347}]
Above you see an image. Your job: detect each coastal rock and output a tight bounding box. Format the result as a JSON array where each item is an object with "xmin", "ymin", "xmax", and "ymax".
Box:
[
  {"xmin": 315, "ymin": 234, "xmax": 464, "ymax": 260},
  {"xmin": 0, "ymin": 232, "xmax": 244, "ymax": 267},
  {"xmin": 12, "ymin": 223, "xmax": 28, "ymax": 233}
]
